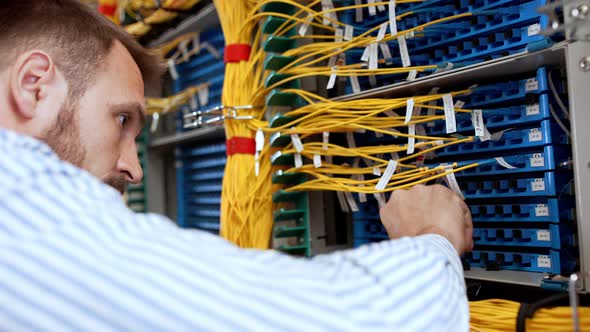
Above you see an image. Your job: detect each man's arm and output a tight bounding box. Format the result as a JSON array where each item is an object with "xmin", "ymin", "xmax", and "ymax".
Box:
[{"xmin": 0, "ymin": 167, "xmax": 471, "ymax": 331}]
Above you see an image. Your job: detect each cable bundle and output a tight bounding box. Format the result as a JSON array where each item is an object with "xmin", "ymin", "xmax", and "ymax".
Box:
[
  {"xmin": 470, "ymin": 299, "xmax": 590, "ymax": 332},
  {"xmin": 214, "ymin": 0, "xmax": 276, "ymax": 249}
]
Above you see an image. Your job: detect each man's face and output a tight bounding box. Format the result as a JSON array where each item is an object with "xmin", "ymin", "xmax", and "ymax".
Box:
[{"xmin": 42, "ymin": 42, "xmax": 146, "ymax": 193}]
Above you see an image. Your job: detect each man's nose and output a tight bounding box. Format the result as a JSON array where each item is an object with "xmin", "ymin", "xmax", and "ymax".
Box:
[{"xmin": 116, "ymin": 140, "xmax": 143, "ymax": 185}]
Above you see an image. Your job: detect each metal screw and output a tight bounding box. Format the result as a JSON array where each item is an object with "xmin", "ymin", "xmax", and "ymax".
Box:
[
  {"xmin": 580, "ymin": 4, "xmax": 590, "ymax": 17},
  {"xmin": 572, "ymin": 4, "xmax": 589, "ymax": 18},
  {"xmin": 580, "ymin": 56, "xmax": 590, "ymax": 71}
]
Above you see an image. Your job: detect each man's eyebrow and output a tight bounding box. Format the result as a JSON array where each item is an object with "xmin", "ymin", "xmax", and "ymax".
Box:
[{"xmin": 110, "ymin": 102, "xmax": 146, "ymax": 128}]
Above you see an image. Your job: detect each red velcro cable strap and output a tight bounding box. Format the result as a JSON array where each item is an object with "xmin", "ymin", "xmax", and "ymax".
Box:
[
  {"xmin": 226, "ymin": 137, "xmax": 256, "ymax": 156},
  {"xmin": 224, "ymin": 44, "xmax": 252, "ymax": 63},
  {"xmin": 98, "ymin": 4, "xmax": 117, "ymax": 17}
]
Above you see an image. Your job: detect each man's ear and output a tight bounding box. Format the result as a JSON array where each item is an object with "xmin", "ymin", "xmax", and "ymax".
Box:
[{"xmin": 9, "ymin": 51, "xmax": 55, "ymax": 120}]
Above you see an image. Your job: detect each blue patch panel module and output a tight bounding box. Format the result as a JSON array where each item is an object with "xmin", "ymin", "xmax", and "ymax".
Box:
[
  {"xmin": 171, "ymin": 26, "xmax": 226, "ymax": 233},
  {"xmin": 352, "ymin": 66, "xmax": 577, "ymax": 276},
  {"xmin": 337, "ymin": 0, "xmax": 558, "ymax": 92}
]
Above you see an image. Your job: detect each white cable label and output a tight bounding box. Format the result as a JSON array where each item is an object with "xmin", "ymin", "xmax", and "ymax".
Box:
[
  {"xmin": 471, "ymin": 109, "xmax": 485, "ymax": 137},
  {"xmin": 374, "ymin": 193, "xmax": 387, "ymax": 208},
  {"xmin": 537, "ymin": 255, "xmax": 551, "ymax": 268},
  {"xmin": 327, "ymin": 66, "xmax": 338, "ymax": 90},
  {"xmin": 335, "ymin": 28, "xmax": 344, "ymax": 42},
  {"xmin": 375, "ymin": 159, "xmax": 398, "ymax": 190},
  {"xmin": 481, "ymin": 126, "xmax": 493, "ymax": 142},
  {"xmin": 344, "ymin": 24, "xmax": 354, "ymax": 41},
  {"xmin": 526, "ymin": 103, "xmax": 540, "ymax": 115},
  {"xmin": 294, "ymin": 153, "xmax": 303, "ymax": 168},
  {"xmin": 530, "ymin": 153, "xmax": 545, "ymax": 167},
  {"xmin": 379, "ymin": 42, "xmax": 392, "ymax": 60},
  {"xmin": 198, "ymin": 86, "xmax": 209, "ymax": 106},
  {"xmin": 150, "ymin": 112, "xmax": 160, "ymax": 133},
  {"xmin": 355, "ymin": 0, "xmax": 363, "ymax": 22},
  {"xmin": 359, "ymin": 176, "xmax": 367, "ymax": 203},
  {"xmin": 407, "ymin": 124, "xmax": 416, "ymax": 154},
  {"xmin": 442, "ymin": 93, "xmax": 457, "ymax": 133},
  {"xmin": 389, "ymin": 0, "xmax": 398, "ymax": 36},
  {"xmin": 391, "ymin": 152, "xmax": 400, "ymax": 160},
  {"xmin": 291, "ymin": 132, "xmax": 304, "ymax": 152},
  {"xmin": 377, "ymin": 0, "xmax": 386, "ymax": 11},
  {"xmin": 313, "ymin": 154, "xmax": 322, "ymax": 168},
  {"xmin": 426, "ymin": 87, "xmax": 440, "ymax": 127},
  {"xmin": 179, "ymin": 40, "xmax": 190, "ymax": 62},
  {"xmin": 531, "ymin": 178, "xmax": 546, "ymax": 192},
  {"xmin": 336, "ymin": 191, "xmax": 350, "ymax": 213},
  {"xmin": 443, "ymin": 167, "xmax": 464, "ymax": 199},
  {"xmin": 525, "ymin": 78, "xmax": 539, "ymax": 92},
  {"xmin": 344, "ymin": 191, "xmax": 359, "ymax": 212},
  {"xmin": 404, "ymin": 98, "xmax": 415, "ymax": 124},
  {"xmin": 398, "ymin": 35, "xmax": 411, "ymax": 67},
  {"xmin": 495, "ymin": 157, "xmax": 517, "ymax": 169},
  {"xmin": 369, "ymin": 43, "xmax": 379, "ymax": 70},
  {"xmin": 322, "ymin": 131, "xmax": 329, "ymax": 150},
  {"xmin": 406, "ymin": 70, "xmax": 417, "ymax": 81},
  {"xmin": 535, "ymin": 204, "xmax": 549, "ymax": 217},
  {"xmin": 255, "ymin": 129, "xmax": 265, "ymax": 152},
  {"xmin": 373, "ymin": 167, "xmax": 381, "ymax": 176},
  {"xmin": 346, "ymin": 132, "xmax": 356, "ymax": 148},
  {"xmin": 350, "ymin": 75, "xmax": 361, "ymax": 93},
  {"xmin": 537, "ymin": 230, "xmax": 551, "ymax": 242},
  {"xmin": 321, "ymin": 0, "xmax": 334, "ymax": 25},
  {"xmin": 367, "ymin": 0, "xmax": 377, "ymax": 15},
  {"xmin": 454, "ymin": 100, "xmax": 465, "ymax": 109},
  {"xmin": 167, "ymin": 59, "xmax": 179, "ymax": 80},
  {"xmin": 189, "ymin": 94, "xmax": 198, "ymax": 111},
  {"xmin": 376, "ymin": 23, "xmax": 388, "ymax": 41},
  {"xmin": 529, "ymin": 128, "xmax": 543, "ymax": 142},
  {"xmin": 528, "ymin": 23, "xmax": 541, "ymax": 36},
  {"xmin": 299, "ymin": 13, "xmax": 313, "ymax": 36},
  {"xmin": 255, "ymin": 130, "xmax": 264, "ymax": 177},
  {"xmin": 361, "ymin": 46, "xmax": 370, "ymax": 62},
  {"xmin": 328, "ymin": 56, "xmax": 337, "ymax": 68}
]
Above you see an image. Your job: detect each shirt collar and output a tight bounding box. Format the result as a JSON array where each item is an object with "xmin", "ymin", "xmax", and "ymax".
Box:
[{"xmin": 0, "ymin": 128, "xmax": 57, "ymax": 157}]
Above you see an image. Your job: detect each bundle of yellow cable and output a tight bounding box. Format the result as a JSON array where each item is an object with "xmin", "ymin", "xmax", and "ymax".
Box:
[
  {"xmin": 214, "ymin": 0, "xmax": 276, "ymax": 248},
  {"xmin": 146, "ymin": 83, "xmax": 209, "ymax": 116},
  {"xmin": 470, "ymin": 299, "xmax": 590, "ymax": 331},
  {"xmin": 247, "ymin": 87, "xmax": 479, "ymax": 194}
]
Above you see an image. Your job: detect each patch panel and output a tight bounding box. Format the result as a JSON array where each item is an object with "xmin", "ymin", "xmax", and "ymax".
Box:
[
  {"xmin": 427, "ymin": 94, "xmax": 552, "ymax": 136},
  {"xmin": 460, "ymin": 171, "xmax": 572, "ymax": 198},
  {"xmin": 175, "ymin": 138, "xmax": 226, "ymax": 233},
  {"xmin": 473, "ymin": 224, "xmax": 574, "ymax": 249},
  {"xmin": 466, "ymin": 250, "xmax": 576, "ymax": 274},
  {"xmin": 340, "ymin": 0, "xmax": 556, "ymax": 90},
  {"xmin": 436, "ymin": 120, "xmax": 569, "ymax": 157},
  {"xmin": 469, "ymin": 198, "xmax": 575, "ymax": 223},
  {"xmin": 452, "ymin": 146, "xmax": 571, "ymax": 176}
]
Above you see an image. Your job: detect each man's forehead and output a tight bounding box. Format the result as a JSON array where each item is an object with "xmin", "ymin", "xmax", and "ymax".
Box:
[{"xmin": 105, "ymin": 41, "xmax": 145, "ymax": 93}]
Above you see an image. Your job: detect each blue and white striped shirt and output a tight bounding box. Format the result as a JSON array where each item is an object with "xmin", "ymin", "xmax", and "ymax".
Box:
[{"xmin": 0, "ymin": 128, "xmax": 468, "ymax": 331}]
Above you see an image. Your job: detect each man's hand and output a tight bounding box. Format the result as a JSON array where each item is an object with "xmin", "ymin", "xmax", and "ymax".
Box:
[{"xmin": 379, "ymin": 184, "xmax": 473, "ymax": 255}]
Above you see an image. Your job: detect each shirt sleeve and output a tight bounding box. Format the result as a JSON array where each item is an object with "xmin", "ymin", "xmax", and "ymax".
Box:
[{"xmin": 0, "ymin": 167, "xmax": 469, "ymax": 332}]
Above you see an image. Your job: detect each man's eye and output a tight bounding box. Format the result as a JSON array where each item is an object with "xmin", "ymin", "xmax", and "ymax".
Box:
[{"xmin": 118, "ymin": 115, "xmax": 129, "ymax": 126}]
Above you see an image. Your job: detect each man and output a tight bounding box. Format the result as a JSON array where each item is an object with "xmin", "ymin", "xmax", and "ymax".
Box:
[{"xmin": 0, "ymin": 1, "xmax": 473, "ymax": 331}]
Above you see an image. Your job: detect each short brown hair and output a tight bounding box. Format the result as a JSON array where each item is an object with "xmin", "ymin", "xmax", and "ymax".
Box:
[{"xmin": 0, "ymin": 0, "xmax": 163, "ymax": 98}]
